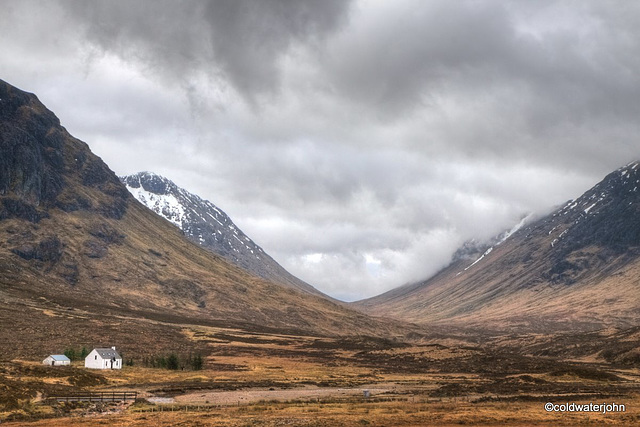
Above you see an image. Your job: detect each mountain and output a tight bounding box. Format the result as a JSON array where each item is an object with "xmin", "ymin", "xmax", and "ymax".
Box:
[
  {"xmin": 356, "ymin": 162, "xmax": 640, "ymax": 332},
  {"xmin": 0, "ymin": 79, "xmax": 407, "ymax": 359},
  {"xmin": 120, "ymin": 172, "xmax": 324, "ymax": 297}
]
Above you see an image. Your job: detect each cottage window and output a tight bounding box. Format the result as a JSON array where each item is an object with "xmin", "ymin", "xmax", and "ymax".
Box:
[{"xmin": 95, "ymin": 355, "xmax": 97, "ymax": 360}]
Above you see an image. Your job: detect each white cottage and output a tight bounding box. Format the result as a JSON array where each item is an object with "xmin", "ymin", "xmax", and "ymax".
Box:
[
  {"xmin": 43, "ymin": 354, "xmax": 71, "ymax": 366},
  {"xmin": 84, "ymin": 347, "xmax": 122, "ymax": 370}
]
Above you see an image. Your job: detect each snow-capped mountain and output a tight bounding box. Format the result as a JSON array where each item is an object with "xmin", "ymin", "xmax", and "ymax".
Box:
[
  {"xmin": 0, "ymin": 78, "xmax": 390, "ymax": 344},
  {"xmin": 543, "ymin": 161, "xmax": 640, "ymax": 255},
  {"xmin": 121, "ymin": 172, "xmax": 325, "ymax": 296},
  {"xmin": 356, "ymin": 161, "xmax": 640, "ymax": 332}
]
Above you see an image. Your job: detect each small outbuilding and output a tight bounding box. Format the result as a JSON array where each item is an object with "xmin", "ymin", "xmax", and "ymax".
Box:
[
  {"xmin": 84, "ymin": 347, "xmax": 122, "ymax": 370},
  {"xmin": 42, "ymin": 354, "xmax": 71, "ymax": 366}
]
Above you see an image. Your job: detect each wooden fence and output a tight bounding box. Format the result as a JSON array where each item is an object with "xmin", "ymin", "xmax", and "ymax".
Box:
[{"xmin": 50, "ymin": 391, "xmax": 137, "ymax": 402}]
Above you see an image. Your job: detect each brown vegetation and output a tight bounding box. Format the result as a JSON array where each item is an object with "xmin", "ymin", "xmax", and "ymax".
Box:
[{"xmin": 2, "ymin": 326, "xmax": 640, "ymax": 425}]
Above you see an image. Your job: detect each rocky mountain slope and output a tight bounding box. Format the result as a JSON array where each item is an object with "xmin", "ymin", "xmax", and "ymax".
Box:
[
  {"xmin": 356, "ymin": 162, "xmax": 640, "ymax": 332},
  {"xmin": 120, "ymin": 172, "xmax": 324, "ymax": 297},
  {"xmin": 0, "ymin": 79, "xmax": 408, "ymax": 359}
]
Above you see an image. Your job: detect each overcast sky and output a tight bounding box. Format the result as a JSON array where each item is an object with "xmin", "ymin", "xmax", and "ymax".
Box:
[{"xmin": 2, "ymin": 1, "xmax": 640, "ymax": 300}]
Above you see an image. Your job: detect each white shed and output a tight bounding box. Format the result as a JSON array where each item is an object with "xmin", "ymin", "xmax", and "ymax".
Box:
[
  {"xmin": 43, "ymin": 354, "xmax": 71, "ymax": 366},
  {"xmin": 84, "ymin": 347, "xmax": 122, "ymax": 370}
]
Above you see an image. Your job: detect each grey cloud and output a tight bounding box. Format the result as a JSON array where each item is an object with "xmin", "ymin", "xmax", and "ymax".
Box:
[
  {"xmin": 64, "ymin": 0, "xmax": 351, "ymax": 102},
  {"xmin": 324, "ymin": 1, "xmax": 517, "ymax": 115},
  {"xmin": 320, "ymin": 1, "xmax": 640, "ymax": 170},
  {"xmin": 201, "ymin": 0, "xmax": 350, "ymax": 97}
]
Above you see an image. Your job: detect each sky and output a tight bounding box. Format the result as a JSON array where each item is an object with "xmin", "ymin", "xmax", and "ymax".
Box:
[{"xmin": 2, "ymin": 1, "xmax": 640, "ymax": 301}]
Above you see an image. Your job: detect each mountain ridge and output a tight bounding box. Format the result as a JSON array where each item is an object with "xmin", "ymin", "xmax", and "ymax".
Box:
[
  {"xmin": 120, "ymin": 171, "xmax": 325, "ymax": 297},
  {"xmin": 355, "ymin": 161, "xmax": 640, "ymax": 332}
]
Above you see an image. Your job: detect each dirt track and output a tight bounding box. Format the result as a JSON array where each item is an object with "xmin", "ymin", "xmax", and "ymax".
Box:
[{"xmin": 169, "ymin": 384, "xmax": 396, "ymax": 406}]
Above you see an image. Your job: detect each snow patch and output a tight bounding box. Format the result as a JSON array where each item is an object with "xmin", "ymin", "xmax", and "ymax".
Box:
[
  {"xmin": 126, "ymin": 185, "xmax": 186, "ymax": 227},
  {"xmin": 497, "ymin": 214, "xmax": 532, "ymax": 245},
  {"xmin": 464, "ymin": 247, "xmax": 493, "ymax": 271},
  {"xmin": 584, "ymin": 202, "xmax": 597, "ymax": 214}
]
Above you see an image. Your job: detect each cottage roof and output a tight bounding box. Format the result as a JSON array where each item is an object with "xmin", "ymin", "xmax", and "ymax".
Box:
[
  {"xmin": 94, "ymin": 348, "xmax": 122, "ymax": 359},
  {"xmin": 49, "ymin": 355, "xmax": 70, "ymax": 362}
]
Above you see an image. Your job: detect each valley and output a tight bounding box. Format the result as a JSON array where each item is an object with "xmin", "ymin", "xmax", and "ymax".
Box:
[
  {"xmin": 3, "ymin": 321, "xmax": 640, "ymax": 426},
  {"xmin": 1, "ymin": 79, "xmax": 640, "ymax": 426}
]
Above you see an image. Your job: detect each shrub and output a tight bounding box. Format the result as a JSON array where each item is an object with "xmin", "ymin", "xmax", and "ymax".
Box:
[
  {"xmin": 192, "ymin": 354, "xmax": 204, "ymax": 371},
  {"xmin": 167, "ymin": 354, "xmax": 179, "ymax": 370},
  {"xmin": 63, "ymin": 348, "xmax": 76, "ymax": 361}
]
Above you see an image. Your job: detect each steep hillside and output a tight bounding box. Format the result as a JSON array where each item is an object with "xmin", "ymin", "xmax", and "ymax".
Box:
[
  {"xmin": 356, "ymin": 162, "xmax": 640, "ymax": 332},
  {"xmin": 120, "ymin": 172, "xmax": 325, "ymax": 297},
  {"xmin": 0, "ymin": 79, "xmax": 407, "ymax": 359}
]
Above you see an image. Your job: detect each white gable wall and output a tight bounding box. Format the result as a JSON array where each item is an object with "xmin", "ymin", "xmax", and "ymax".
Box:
[
  {"xmin": 85, "ymin": 349, "xmax": 103, "ymax": 369},
  {"xmin": 84, "ymin": 349, "xmax": 123, "ymax": 370}
]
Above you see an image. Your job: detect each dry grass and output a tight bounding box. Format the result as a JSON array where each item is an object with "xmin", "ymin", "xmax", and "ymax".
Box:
[
  {"xmin": 7, "ymin": 396, "xmax": 640, "ymax": 426},
  {"xmin": 3, "ymin": 325, "xmax": 640, "ymax": 425}
]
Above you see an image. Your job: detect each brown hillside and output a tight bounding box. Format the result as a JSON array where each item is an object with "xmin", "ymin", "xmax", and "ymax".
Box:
[
  {"xmin": 355, "ymin": 162, "xmax": 640, "ymax": 333},
  {"xmin": 0, "ymin": 79, "xmax": 409, "ymax": 359}
]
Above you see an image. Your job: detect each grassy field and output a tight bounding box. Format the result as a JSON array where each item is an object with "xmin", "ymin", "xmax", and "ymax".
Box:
[
  {"xmin": 2, "ymin": 324, "xmax": 639, "ymax": 425},
  {"xmin": 7, "ymin": 397, "xmax": 640, "ymax": 426}
]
